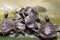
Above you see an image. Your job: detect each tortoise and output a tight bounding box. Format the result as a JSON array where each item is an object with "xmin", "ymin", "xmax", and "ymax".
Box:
[
  {"xmin": 24, "ymin": 15, "xmax": 39, "ymax": 34},
  {"xmin": 25, "ymin": 7, "xmax": 42, "ymax": 23},
  {"xmin": 12, "ymin": 8, "xmax": 26, "ymax": 38},
  {"xmin": 38, "ymin": 15, "xmax": 57, "ymax": 40},
  {"xmin": 0, "ymin": 11, "xmax": 15, "ymax": 36},
  {"xmin": 33, "ymin": 6, "xmax": 47, "ymax": 13},
  {"xmin": 13, "ymin": 19, "xmax": 25, "ymax": 38}
]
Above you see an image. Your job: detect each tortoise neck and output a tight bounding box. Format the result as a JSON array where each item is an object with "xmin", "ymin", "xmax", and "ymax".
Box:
[{"xmin": 45, "ymin": 18, "xmax": 50, "ymax": 22}]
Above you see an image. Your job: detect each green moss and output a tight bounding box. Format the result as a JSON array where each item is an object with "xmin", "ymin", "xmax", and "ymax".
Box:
[
  {"xmin": 57, "ymin": 37, "xmax": 60, "ymax": 40},
  {"xmin": 0, "ymin": 36, "xmax": 38, "ymax": 40},
  {"xmin": 8, "ymin": 12, "xmax": 14, "ymax": 19}
]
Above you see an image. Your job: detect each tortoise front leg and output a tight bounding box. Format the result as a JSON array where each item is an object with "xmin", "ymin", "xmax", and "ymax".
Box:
[{"xmin": 54, "ymin": 25, "xmax": 60, "ymax": 32}]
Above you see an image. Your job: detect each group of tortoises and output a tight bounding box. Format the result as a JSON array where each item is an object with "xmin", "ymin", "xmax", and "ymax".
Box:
[{"xmin": 0, "ymin": 7, "xmax": 60, "ymax": 40}]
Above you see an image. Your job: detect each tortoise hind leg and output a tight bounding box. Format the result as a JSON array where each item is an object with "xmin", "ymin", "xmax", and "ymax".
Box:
[{"xmin": 21, "ymin": 31, "xmax": 25, "ymax": 36}]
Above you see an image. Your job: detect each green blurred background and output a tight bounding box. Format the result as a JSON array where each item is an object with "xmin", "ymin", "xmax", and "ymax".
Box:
[{"xmin": 0, "ymin": 0, "xmax": 60, "ymax": 24}]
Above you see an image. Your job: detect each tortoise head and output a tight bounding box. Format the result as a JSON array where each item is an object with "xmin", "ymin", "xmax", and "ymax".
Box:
[
  {"xmin": 25, "ymin": 7, "xmax": 32, "ymax": 11},
  {"xmin": 45, "ymin": 15, "xmax": 50, "ymax": 22},
  {"xmin": 4, "ymin": 11, "xmax": 9, "ymax": 18}
]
